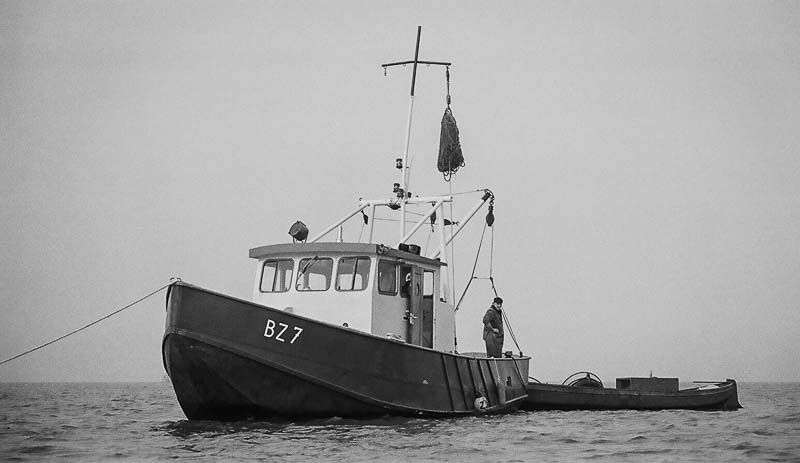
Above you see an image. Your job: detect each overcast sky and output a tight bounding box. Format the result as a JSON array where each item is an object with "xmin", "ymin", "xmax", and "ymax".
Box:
[{"xmin": 2, "ymin": 1, "xmax": 798, "ymax": 383}]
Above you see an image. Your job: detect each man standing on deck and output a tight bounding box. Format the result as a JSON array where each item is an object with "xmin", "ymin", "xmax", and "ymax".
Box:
[{"xmin": 482, "ymin": 297, "xmax": 505, "ymax": 358}]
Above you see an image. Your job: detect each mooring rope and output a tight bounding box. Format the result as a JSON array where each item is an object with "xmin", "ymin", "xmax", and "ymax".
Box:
[{"xmin": 0, "ymin": 279, "xmax": 177, "ymax": 367}]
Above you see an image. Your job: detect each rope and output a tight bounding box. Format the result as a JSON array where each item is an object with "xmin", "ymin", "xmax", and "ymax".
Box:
[
  {"xmin": 448, "ymin": 179, "xmax": 456, "ymax": 303},
  {"xmin": 454, "ymin": 221, "xmax": 487, "ymax": 313},
  {"xmin": 449, "ymin": 177, "xmax": 458, "ymax": 350},
  {"xmin": 449, "ymin": 189, "xmax": 486, "ymax": 197},
  {"xmin": 446, "ymin": 66, "xmax": 451, "ymax": 108},
  {"xmin": 357, "ymin": 222, "xmax": 366, "ymax": 242},
  {"xmin": 489, "ymin": 218, "xmax": 495, "ymax": 281},
  {"xmin": 373, "ymin": 209, "xmax": 431, "ymax": 223},
  {"xmin": 450, "ymin": 193, "xmax": 524, "ymax": 357},
  {"xmin": 482, "ymin": 210, "xmax": 523, "ymax": 356},
  {"xmin": 479, "ymin": 213, "xmax": 523, "ymax": 356},
  {"xmin": 0, "ymin": 280, "xmax": 176, "ymax": 367},
  {"xmin": 424, "ymin": 222, "xmax": 432, "ymax": 256},
  {"xmin": 490, "ymin": 278, "xmax": 523, "ymax": 356}
]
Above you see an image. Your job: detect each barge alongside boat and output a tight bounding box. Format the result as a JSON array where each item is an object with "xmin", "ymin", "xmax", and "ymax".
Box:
[{"xmin": 522, "ymin": 373, "xmax": 741, "ymax": 411}]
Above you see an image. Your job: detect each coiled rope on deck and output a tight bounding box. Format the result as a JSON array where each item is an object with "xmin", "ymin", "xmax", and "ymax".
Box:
[{"xmin": 0, "ymin": 279, "xmax": 177, "ymax": 367}]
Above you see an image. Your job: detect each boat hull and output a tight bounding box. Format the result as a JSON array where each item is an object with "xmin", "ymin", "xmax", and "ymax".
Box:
[
  {"xmin": 162, "ymin": 282, "xmax": 529, "ymax": 420},
  {"xmin": 521, "ymin": 380, "xmax": 741, "ymax": 411}
]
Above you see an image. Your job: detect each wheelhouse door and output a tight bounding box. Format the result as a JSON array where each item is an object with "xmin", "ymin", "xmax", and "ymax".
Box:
[{"xmin": 403, "ymin": 266, "xmax": 425, "ymax": 346}]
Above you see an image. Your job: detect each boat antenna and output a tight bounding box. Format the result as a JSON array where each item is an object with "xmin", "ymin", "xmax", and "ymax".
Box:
[{"xmin": 382, "ymin": 26, "xmax": 451, "ymax": 242}]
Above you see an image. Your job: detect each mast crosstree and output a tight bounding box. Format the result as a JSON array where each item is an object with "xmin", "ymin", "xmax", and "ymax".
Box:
[
  {"xmin": 306, "ymin": 26, "xmax": 492, "ymax": 308},
  {"xmin": 382, "ymin": 26, "xmax": 452, "ymax": 240}
]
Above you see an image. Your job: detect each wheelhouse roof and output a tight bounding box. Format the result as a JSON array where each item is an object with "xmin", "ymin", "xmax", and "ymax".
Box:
[{"xmin": 249, "ymin": 242, "xmax": 445, "ymax": 267}]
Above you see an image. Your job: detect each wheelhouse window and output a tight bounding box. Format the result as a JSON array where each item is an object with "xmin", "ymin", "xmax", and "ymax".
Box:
[
  {"xmin": 423, "ymin": 270, "xmax": 434, "ymax": 297},
  {"xmin": 377, "ymin": 260, "xmax": 398, "ymax": 295},
  {"xmin": 336, "ymin": 257, "xmax": 371, "ymax": 291},
  {"xmin": 296, "ymin": 257, "xmax": 333, "ymax": 291},
  {"xmin": 400, "ymin": 266, "xmax": 411, "ymax": 298},
  {"xmin": 260, "ymin": 259, "xmax": 294, "ymax": 293}
]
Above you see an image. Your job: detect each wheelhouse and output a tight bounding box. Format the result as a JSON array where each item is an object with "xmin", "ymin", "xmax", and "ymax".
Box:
[{"xmin": 249, "ymin": 242, "xmax": 455, "ymax": 352}]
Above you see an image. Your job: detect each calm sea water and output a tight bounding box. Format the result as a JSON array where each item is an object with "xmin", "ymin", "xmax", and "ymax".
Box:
[{"xmin": 1, "ymin": 382, "xmax": 798, "ymax": 462}]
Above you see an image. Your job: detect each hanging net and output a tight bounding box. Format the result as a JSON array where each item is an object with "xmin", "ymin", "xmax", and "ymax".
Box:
[
  {"xmin": 437, "ymin": 67, "xmax": 464, "ymax": 182},
  {"xmin": 437, "ymin": 107, "xmax": 464, "ymax": 181}
]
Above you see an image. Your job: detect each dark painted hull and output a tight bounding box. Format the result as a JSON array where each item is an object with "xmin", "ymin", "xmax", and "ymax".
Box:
[
  {"xmin": 162, "ymin": 282, "xmax": 529, "ymax": 420},
  {"xmin": 521, "ymin": 380, "xmax": 741, "ymax": 411}
]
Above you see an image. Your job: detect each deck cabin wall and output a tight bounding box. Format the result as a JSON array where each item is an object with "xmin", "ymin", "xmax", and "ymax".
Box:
[
  {"xmin": 250, "ymin": 253, "xmax": 374, "ymax": 332},
  {"xmin": 249, "ymin": 243, "xmax": 456, "ymax": 351},
  {"xmin": 369, "ymin": 262, "xmax": 455, "ymax": 353},
  {"xmin": 370, "ymin": 291, "xmax": 408, "ymax": 341}
]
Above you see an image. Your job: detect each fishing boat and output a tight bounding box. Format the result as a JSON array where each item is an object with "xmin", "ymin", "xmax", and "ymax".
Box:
[
  {"xmin": 162, "ymin": 27, "xmax": 530, "ymax": 420},
  {"xmin": 522, "ymin": 372, "xmax": 741, "ymax": 411}
]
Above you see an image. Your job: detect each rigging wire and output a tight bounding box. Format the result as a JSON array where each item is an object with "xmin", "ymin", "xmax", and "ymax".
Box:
[
  {"xmin": 373, "ymin": 208, "xmax": 432, "ymax": 223},
  {"xmin": 424, "ymin": 221, "xmax": 433, "ymax": 255},
  {"xmin": 357, "ymin": 219, "xmax": 367, "ymax": 243},
  {"xmin": 453, "ymin": 221, "xmax": 488, "ymax": 312},
  {"xmin": 449, "ymin": 189, "xmax": 487, "ymax": 197},
  {"xmin": 448, "ymin": 175, "xmax": 457, "ymax": 303},
  {"xmin": 448, "ymin": 174, "xmax": 458, "ymax": 350},
  {"xmin": 0, "ymin": 280, "xmax": 176, "ymax": 367},
  {"xmin": 450, "ymin": 203, "xmax": 524, "ymax": 357},
  {"xmin": 485, "ymin": 203, "xmax": 523, "ymax": 355},
  {"xmin": 490, "ymin": 214, "xmax": 495, "ymax": 281},
  {"xmin": 488, "ymin": 276, "xmax": 523, "ymax": 356}
]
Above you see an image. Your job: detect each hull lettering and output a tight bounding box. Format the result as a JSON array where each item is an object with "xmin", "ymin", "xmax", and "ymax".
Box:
[{"xmin": 264, "ymin": 319, "xmax": 303, "ymax": 344}]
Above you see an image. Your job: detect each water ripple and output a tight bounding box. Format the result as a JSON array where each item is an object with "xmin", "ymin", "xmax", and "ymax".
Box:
[{"xmin": 0, "ymin": 382, "xmax": 799, "ymax": 462}]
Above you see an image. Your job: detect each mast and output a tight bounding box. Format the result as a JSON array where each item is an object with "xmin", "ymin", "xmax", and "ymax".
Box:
[{"xmin": 382, "ymin": 26, "xmax": 451, "ymax": 244}]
